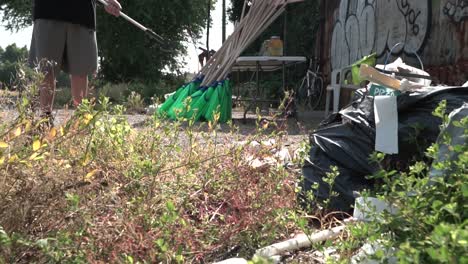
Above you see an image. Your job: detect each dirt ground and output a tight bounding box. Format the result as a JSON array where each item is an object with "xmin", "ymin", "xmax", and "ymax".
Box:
[{"xmin": 0, "ymin": 108, "xmax": 325, "ymax": 148}]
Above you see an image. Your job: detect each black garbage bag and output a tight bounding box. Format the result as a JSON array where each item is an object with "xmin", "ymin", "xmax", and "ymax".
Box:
[{"xmin": 301, "ymin": 87, "xmax": 468, "ymax": 212}]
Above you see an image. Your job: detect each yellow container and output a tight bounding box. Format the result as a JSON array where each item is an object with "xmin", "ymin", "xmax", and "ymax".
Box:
[{"xmin": 268, "ymin": 36, "xmax": 283, "ymax": 56}]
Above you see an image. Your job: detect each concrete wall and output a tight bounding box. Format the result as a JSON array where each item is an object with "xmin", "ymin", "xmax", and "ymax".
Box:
[{"xmin": 319, "ymin": 0, "xmax": 467, "ymax": 85}]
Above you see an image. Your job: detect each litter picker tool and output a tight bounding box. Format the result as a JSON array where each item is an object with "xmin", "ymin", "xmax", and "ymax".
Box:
[{"xmin": 97, "ymin": 0, "xmax": 168, "ymax": 48}]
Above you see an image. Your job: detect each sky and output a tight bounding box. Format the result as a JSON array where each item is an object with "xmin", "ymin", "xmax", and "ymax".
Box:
[{"xmin": 0, "ymin": 0, "xmax": 234, "ymax": 73}]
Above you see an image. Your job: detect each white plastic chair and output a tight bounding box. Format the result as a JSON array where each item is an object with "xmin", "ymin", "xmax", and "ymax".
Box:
[
  {"xmin": 325, "ymin": 69, "xmax": 340, "ymax": 117},
  {"xmin": 325, "ymin": 67, "xmax": 361, "ymax": 117}
]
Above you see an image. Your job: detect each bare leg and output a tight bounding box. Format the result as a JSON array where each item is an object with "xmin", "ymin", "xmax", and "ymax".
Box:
[
  {"xmin": 71, "ymin": 75, "xmax": 88, "ymax": 107},
  {"xmin": 40, "ymin": 70, "xmax": 56, "ymax": 113}
]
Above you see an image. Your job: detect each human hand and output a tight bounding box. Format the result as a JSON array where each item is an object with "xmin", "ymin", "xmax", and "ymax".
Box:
[{"xmin": 104, "ymin": 0, "xmax": 122, "ymax": 17}]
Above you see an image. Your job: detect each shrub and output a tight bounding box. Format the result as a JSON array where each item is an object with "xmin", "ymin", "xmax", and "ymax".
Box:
[
  {"xmin": 54, "ymin": 88, "xmax": 72, "ymax": 108},
  {"xmin": 331, "ymin": 101, "xmax": 468, "ymax": 263},
  {"xmin": 98, "ymin": 82, "xmax": 127, "ymax": 103},
  {"xmin": 125, "ymin": 91, "xmax": 145, "ymax": 114},
  {"xmin": 0, "ymin": 78, "xmax": 307, "ymax": 263}
]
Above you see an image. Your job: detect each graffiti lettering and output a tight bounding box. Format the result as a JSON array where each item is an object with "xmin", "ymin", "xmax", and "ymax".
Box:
[
  {"xmin": 331, "ymin": 0, "xmax": 376, "ymax": 70},
  {"xmin": 330, "ymin": 0, "xmax": 430, "ymax": 71},
  {"xmin": 444, "ymin": 0, "xmax": 468, "ymax": 23},
  {"xmin": 398, "ymin": 0, "xmax": 423, "ymax": 35}
]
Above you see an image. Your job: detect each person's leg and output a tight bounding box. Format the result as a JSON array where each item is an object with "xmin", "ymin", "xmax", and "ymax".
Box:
[
  {"xmin": 65, "ymin": 23, "xmax": 97, "ymax": 107},
  {"xmin": 29, "ymin": 19, "xmax": 67, "ymax": 114},
  {"xmin": 71, "ymin": 75, "xmax": 88, "ymax": 107}
]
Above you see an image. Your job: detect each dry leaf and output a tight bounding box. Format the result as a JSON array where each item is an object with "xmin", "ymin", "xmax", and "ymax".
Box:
[
  {"xmin": 0, "ymin": 141, "xmax": 8, "ymax": 149},
  {"xmin": 33, "ymin": 140, "xmax": 41, "ymax": 151},
  {"xmin": 81, "ymin": 154, "xmax": 91, "ymax": 166},
  {"xmin": 24, "ymin": 121, "xmax": 31, "ymax": 132},
  {"xmin": 13, "ymin": 127, "xmax": 22, "ymax": 137},
  {"xmin": 85, "ymin": 169, "xmax": 98, "ymax": 181},
  {"xmin": 48, "ymin": 127, "xmax": 57, "ymax": 139},
  {"xmin": 8, "ymin": 154, "xmax": 18, "ymax": 163},
  {"xmin": 29, "ymin": 152, "xmax": 39, "ymax": 160}
]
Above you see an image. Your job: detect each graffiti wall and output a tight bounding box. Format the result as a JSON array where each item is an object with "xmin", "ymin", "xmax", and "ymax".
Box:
[{"xmin": 327, "ymin": 0, "xmax": 467, "ymax": 84}]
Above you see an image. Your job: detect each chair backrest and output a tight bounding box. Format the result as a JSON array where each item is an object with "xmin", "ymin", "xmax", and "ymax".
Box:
[{"xmin": 330, "ymin": 69, "xmax": 341, "ymax": 86}]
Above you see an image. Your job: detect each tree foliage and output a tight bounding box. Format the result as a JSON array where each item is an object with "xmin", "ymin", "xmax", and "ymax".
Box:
[
  {"xmin": 1, "ymin": 43, "xmax": 27, "ymax": 62},
  {"xmin": 96, "ymin": 0, "xmax": 209, "ymax": 82},
  {"xmin": 227, "ymin": 0, "xmax": 250, "ymax": 23},
  {"xmin": 0, "ymin": 43, "xmax": 28, "ymax": 87},
  {"xmin": 0, "ymin": 0, "xmax": 210, "ymax": 82},
  {"xmin": 0, "ymin": 0, "xmax": 31, "ymax": 31}
]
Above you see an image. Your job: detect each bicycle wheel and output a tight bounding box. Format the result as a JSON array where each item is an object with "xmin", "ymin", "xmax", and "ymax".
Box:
[{"xmin": 306, "ymin": 76, "xmax": 324, "ymax": 110}]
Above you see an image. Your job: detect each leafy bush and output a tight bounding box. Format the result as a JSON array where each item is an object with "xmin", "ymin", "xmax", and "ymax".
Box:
[
  {"xmin": 125, "ymin": 91, "xmax": 145, "ymax": 113},
  {"xmin": 96, "ymin": 74, "xmax": 185, "ymax": 107},
  {"xmin": 0, "ymin": 77, "xmax": 307, "ymax": 263},
  {"xmin": 53, "ymin": 88, "xmax": 72, "ymax": 108},
  {"xmin": 124, "ymin": 74, "xmax": 186, "ymax": 103},
  {"xmin": 330, "ymin": 101, "xmax": 468, "ymax": 263},
  {"xmin": 97, "ymin": 82, "xmax": 128, "ymax": 103}
]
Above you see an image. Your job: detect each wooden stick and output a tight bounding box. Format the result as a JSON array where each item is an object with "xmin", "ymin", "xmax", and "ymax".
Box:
[
  {"xmin": 202, "ymin": 0, "xmax": 270, "ymax": 84},
  {"xmin": 241, "ymin": 0, "xmax": 248, "ymax": 21},
  {"xmin": 215, "ymin": 6, "xmax": 285, "ymax": 81},
  {"xmin": 199, "ymin": 0, "xmax": 296, "ymax": 85},
  {"xmin": 360, "ymin": 64, "xmax": 401, "ymax": 90}
]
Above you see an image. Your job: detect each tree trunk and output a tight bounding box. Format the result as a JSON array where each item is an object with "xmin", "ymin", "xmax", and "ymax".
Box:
[
  {"xmin": 206, "ymin": 0, "xmax": 211, "ymax": 52},
  {"xmin": 222, "ymin": 0, "xmax": 226, "ymax": 43}
]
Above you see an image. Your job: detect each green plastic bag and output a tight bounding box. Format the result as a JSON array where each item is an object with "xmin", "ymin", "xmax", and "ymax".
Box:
[
  {"xmin": 184, "ymin": 87, "xmax": 209, "ymax": 120},
  {"xmin": 157, "ymin": 84, "xmax": 185, "ymax": 116},
  {"xmin": 159, "ymin": 78, "xmax": 232, "ymax": 123},
  {"xmin": 167, "ymin": 81, "xmax": 200, "ymax": 119},
  {"xmin": 351, "ymin": 53, "xmax": 376, "ymax": 85},
  {"xmin": 218, "ymin": 80, "xmax": 232, "ymax": 123},
  {"xmin": 204, "ymin": 83, "xmax": 222, "ymax": 122},
  {"xmin": 193, "ymin": 86, "xmax": 215, "ymax": 121}
]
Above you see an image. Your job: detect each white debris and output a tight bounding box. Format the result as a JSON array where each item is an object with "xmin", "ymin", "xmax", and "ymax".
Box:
[
  {"xmin": 146, "ymin": 104, "xmax": 159, "ymax": 115},
  {"xmin": 213, "ymin": 258, "xmax": 248, "ymax": 264},
  {"xmin": 269, "ymin": 255, "xmax": 282, "ymax": 263},
  {"xmin": 255, "ymin": 225, "xmax": 347, "ymax": 258},
  {"xmin": 164, "ymin": 91, "xmax": 176, "ymax": 100},
  {"xmin": 351, "ymin": 241, "xmax": 398, "ymax": 264}
]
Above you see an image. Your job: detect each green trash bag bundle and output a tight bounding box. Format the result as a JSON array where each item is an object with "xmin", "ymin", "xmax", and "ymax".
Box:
[
  {"xmin": 204, "ymin": 80, "xmax": 232, "ymax": 123},
  {"xmin": 157, "ymin": 84, "xmax": 184, "ymax": 115},
  {"xmin": 184, "ymin": 85, "xmax": 215, "ymax": 121},
  {"xmin": 166, "ymin": 81, "xmax": 200, "ymax": 119},
  {"xmin": 157, "ymin": 76, "xmax": 203, "ymax": 118},
  {"xmin": 158, "ymin": 77, "xmax": 232, "ymax": 123},
  {"xmin": 219, "ymin": 79, "xmax": 232, "ymax": 123}
]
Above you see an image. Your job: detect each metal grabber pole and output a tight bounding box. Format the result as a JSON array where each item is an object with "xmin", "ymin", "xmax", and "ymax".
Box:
[{"xmin": 97, "ymin": 0, "xmax": 166, "ymax": 45}]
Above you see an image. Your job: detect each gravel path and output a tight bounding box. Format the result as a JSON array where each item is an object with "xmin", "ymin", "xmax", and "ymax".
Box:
[{"xmin": 0, "ymin": 108, "xmax": 324, "ymax": 151}]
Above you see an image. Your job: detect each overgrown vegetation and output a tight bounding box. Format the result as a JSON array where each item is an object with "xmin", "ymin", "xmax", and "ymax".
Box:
[
  {"xmin": 1, "ymin": 73, "xmax": 466, "ymax": 263},
  {"xmin": 327, "ymin": 101, "xmax": 467, "ymax": 263},
  {"xmin": 0, "ymin": 74, "xmax": 310, "ymax": 263}
]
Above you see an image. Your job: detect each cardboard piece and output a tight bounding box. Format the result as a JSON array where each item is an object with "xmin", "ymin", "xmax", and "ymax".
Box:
[{"xmin": 360, "ymin": 64, "xmax": 401, "ymax": 90}]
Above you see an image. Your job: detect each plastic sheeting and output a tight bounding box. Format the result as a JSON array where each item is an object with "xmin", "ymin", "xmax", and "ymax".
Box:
[
  {"xmin": 157, "ymin": 78, "xmax": 232, "ymax": 123},
  {"xmin": 429, "ymin": 103, "xmax": 468, "ymax": 184},
  {"xmin": 301, "ymin": 86, "xmax": 468, "ymax": 211}
]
